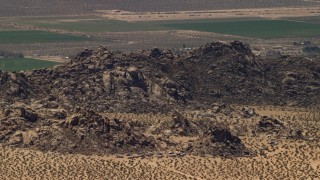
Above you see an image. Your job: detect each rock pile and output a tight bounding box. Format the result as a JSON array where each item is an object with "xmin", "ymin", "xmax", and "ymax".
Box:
[
  {"xmin": 192, "ymin": 126, "xmax": 251, "ymax": 157},
  {"xmin": 177, "ymin": 41, "xmax": 320, "ymax": 106},
  {"xmin": 0, "ymin": 41, "xmax": 319, "ymax": 157},
  {"xmin": 0, "ymin": 71, "xmax": 31, "ymax": 100},
  {"xmin": 257, "ymin": 116, "xmax": 285, "ymax": 133},
  {"xmin": 1, "ymin": 41, "xmax": 319, "ymax": 112},
  {"xmin": 0, "ymin": 108, "xmax": 157, "ymax": 154},
  {"xmin": 154, "ymin": 112, "xmax": 198, "ymax": 136}
]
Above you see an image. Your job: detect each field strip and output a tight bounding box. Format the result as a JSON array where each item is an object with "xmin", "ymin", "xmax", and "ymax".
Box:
[
  {"xmin": 25, "ymin": 56, "xmax": 68, "ymax": 63},
  {"xmin": 98, "ymin": 7, "xmax": 320, "ymax": 22}
]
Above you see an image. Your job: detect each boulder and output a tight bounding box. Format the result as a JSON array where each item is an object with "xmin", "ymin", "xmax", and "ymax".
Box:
[
  {"xmin": 69, "ymin": 116, "xmax": 80, "ymax": 126},
  {"xmin": 20, "ymin": 108, "xmax": 38, "ymax": 122},
  {"xmin": 150, "ymin": 48, "xmax": 162, "ymax": 58},
  {"xmin": 53, "ymin": 111, "xmax": 67, "ymax": 120},
  {"xmin": 242, "ymin": 107, "xmax": 256, "ymax": 117},
  {"xmin": 8, "ymin": 132, "xmax": 23, "ymax": 145},
  {"xmin": 210, "ymin": 127, "xmax": 241, "ymax": 145}
]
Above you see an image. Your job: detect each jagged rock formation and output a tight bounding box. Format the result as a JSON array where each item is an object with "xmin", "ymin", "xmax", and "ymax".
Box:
[
  {"xmin": 21, "ymin": 47, "xmax": 190, "ymax": 113},
  {"xmin": 0, "ymin": 103, "xmax": 262, "ymax": 157},
  {"xmin": 0, "ymin": 71, "xmax": 32, "ymax": 100},
  {"xmin": 1, "ymin": 41, "xmax": 320, "ymax": 112},
  {"xmin": 174, "ymin": 41, "xmax": 320, "ymax": 106},
  {"xmin": 1, "ymin": 107, "xmax": 157, "ymax": 154},
  {"xmin": 0, "ymin": 41, "xmax": 319, "ymax": 157},
  {"xmin": 192, "ymin": 126, "xmax": 251, "ymax": 157}
]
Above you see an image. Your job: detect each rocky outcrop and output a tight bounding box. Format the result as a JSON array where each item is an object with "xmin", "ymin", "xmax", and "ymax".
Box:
[
  {"xmin": 1, "ymin": 41, "xmax": 319, "ymax": 157},
  {"xmin": 257, "ymin": 116, "xmax": 285, "ymax": 133},
  {"xmin": 0, "ymin": 71, "xmax": 32, "ymax": 100},
  {"xmin": 153, "ymin": 112, "xmax": 198, "ymax": 136},
  {"xmin": 0, "ymin": 108, "xmax": 157, "ymax": 154},
  {"xmin": 192, "ymin": 126, "xmax": 252, "ymax": 157},
  {"xmin": 210, "ymin": 127, "xmax": 241, "ymax": 145},
  {"xmin": 1, "ymin": 41, "xmax": 320, "ymax": 112}
]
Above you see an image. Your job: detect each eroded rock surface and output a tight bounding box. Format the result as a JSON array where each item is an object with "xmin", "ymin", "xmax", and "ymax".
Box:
[{"xmin": 0, "ymin": 41, "xmax": 319, "ymax": 157}]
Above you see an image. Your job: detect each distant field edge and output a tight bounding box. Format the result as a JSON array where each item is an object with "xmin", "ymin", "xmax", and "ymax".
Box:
[
  {"xmin": 162, "ymin": 19, "xmax": 320, "ymax": 38},
  {"xmin": 0, "ymin": 30, "xmax": 89, "ymax": 44},
  {"xmin": 0, "ymin": 57, "xmax": 60, "ymax": 72}
]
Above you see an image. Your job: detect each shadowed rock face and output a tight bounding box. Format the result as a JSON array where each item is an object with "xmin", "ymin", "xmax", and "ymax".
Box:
[
  {"xmin": 210, "ymin": 128, "xmax": 241, "ymax": 145},
  {"xmin": 19, "ymin": 108, "xmax": 38, "ymax": 123},
  {"xmin": 1, "ymin": 41, "xmax": 320, "ymax": 113}
]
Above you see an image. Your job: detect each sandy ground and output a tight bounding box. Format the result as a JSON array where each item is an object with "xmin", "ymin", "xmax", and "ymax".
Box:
[
  {"xmin": 98, "ymin": 7, "xmax": 320, "ymax": 22},
  {"xmin": 1, "ymin": 139, "xmax": 318, "ymax": 179},
  {"xmin": 1, "ymin": 106, "xmax": 319, "ymax": 179}
]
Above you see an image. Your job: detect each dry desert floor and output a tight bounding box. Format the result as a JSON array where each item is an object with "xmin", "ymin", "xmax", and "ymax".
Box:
[{"xmin": 1, "ymin": 106, "xmax": 319, "ymax": 179}]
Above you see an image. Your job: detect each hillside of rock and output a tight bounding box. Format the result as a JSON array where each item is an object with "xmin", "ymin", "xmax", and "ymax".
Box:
[
  {"xmin": 0, "ymin": 40, "xmax": 318, "ymax": 157},
  {"xmin": 1, "ymin": 41, "xmax": 319, "ymax": 112}
]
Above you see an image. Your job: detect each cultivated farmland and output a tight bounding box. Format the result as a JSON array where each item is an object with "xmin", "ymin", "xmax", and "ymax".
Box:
[
  {"xmin": 0, "ymin": 30, "xmax": 89, "ymax": 44},
  {"xmin": 5, "ymin": 17, "xmax": 320, "ymax": 39},
  {"xmin": 4, "ymin": 17, "xmax": 168, "ymax": 33},
  {"xmin": 164, "ymin": 20, "xmax": 320, "ymax": 38},
  {"xmin": 0, "ymin": 58, "xmax": 59, "ymax": 71}
]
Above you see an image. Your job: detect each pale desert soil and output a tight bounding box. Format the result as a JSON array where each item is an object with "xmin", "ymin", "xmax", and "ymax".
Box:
[
  {"xmin": 1, "ymin": 106, "xmax": 319, "ymax": 179},
  {"xmin": 98, "ymin": 7, "xmax": 320, "ymax": 22}
]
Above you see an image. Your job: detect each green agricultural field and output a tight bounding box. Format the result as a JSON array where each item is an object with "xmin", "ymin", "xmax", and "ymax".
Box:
[
  {"xmin": 0, "ymin": 58, "xmax": 59, "ymax": 71},
  {"xmin": 31, "ymin": 19, "xmax": 166, "ymax": 32},
  {"xmin": 163, "ymin": 20, "xmax": 320, "ymax": 38},
  {"xmin": 0, "ymin": 30, "xmax": 88, "ymax": 44},
  {"xmin": 285, "ymin": 16, "xmax": 320, "ymax": 24},
  {"xmin": 3, "ymin": 16, "xmax": 168, "ymax": 33},
  {"xmin": 2, "ymin": 16, "xmax": 262, "ymax": 33},
  {"xmin": 2, "ymin": 17, "xmax": 320, "ymax": 38}
]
